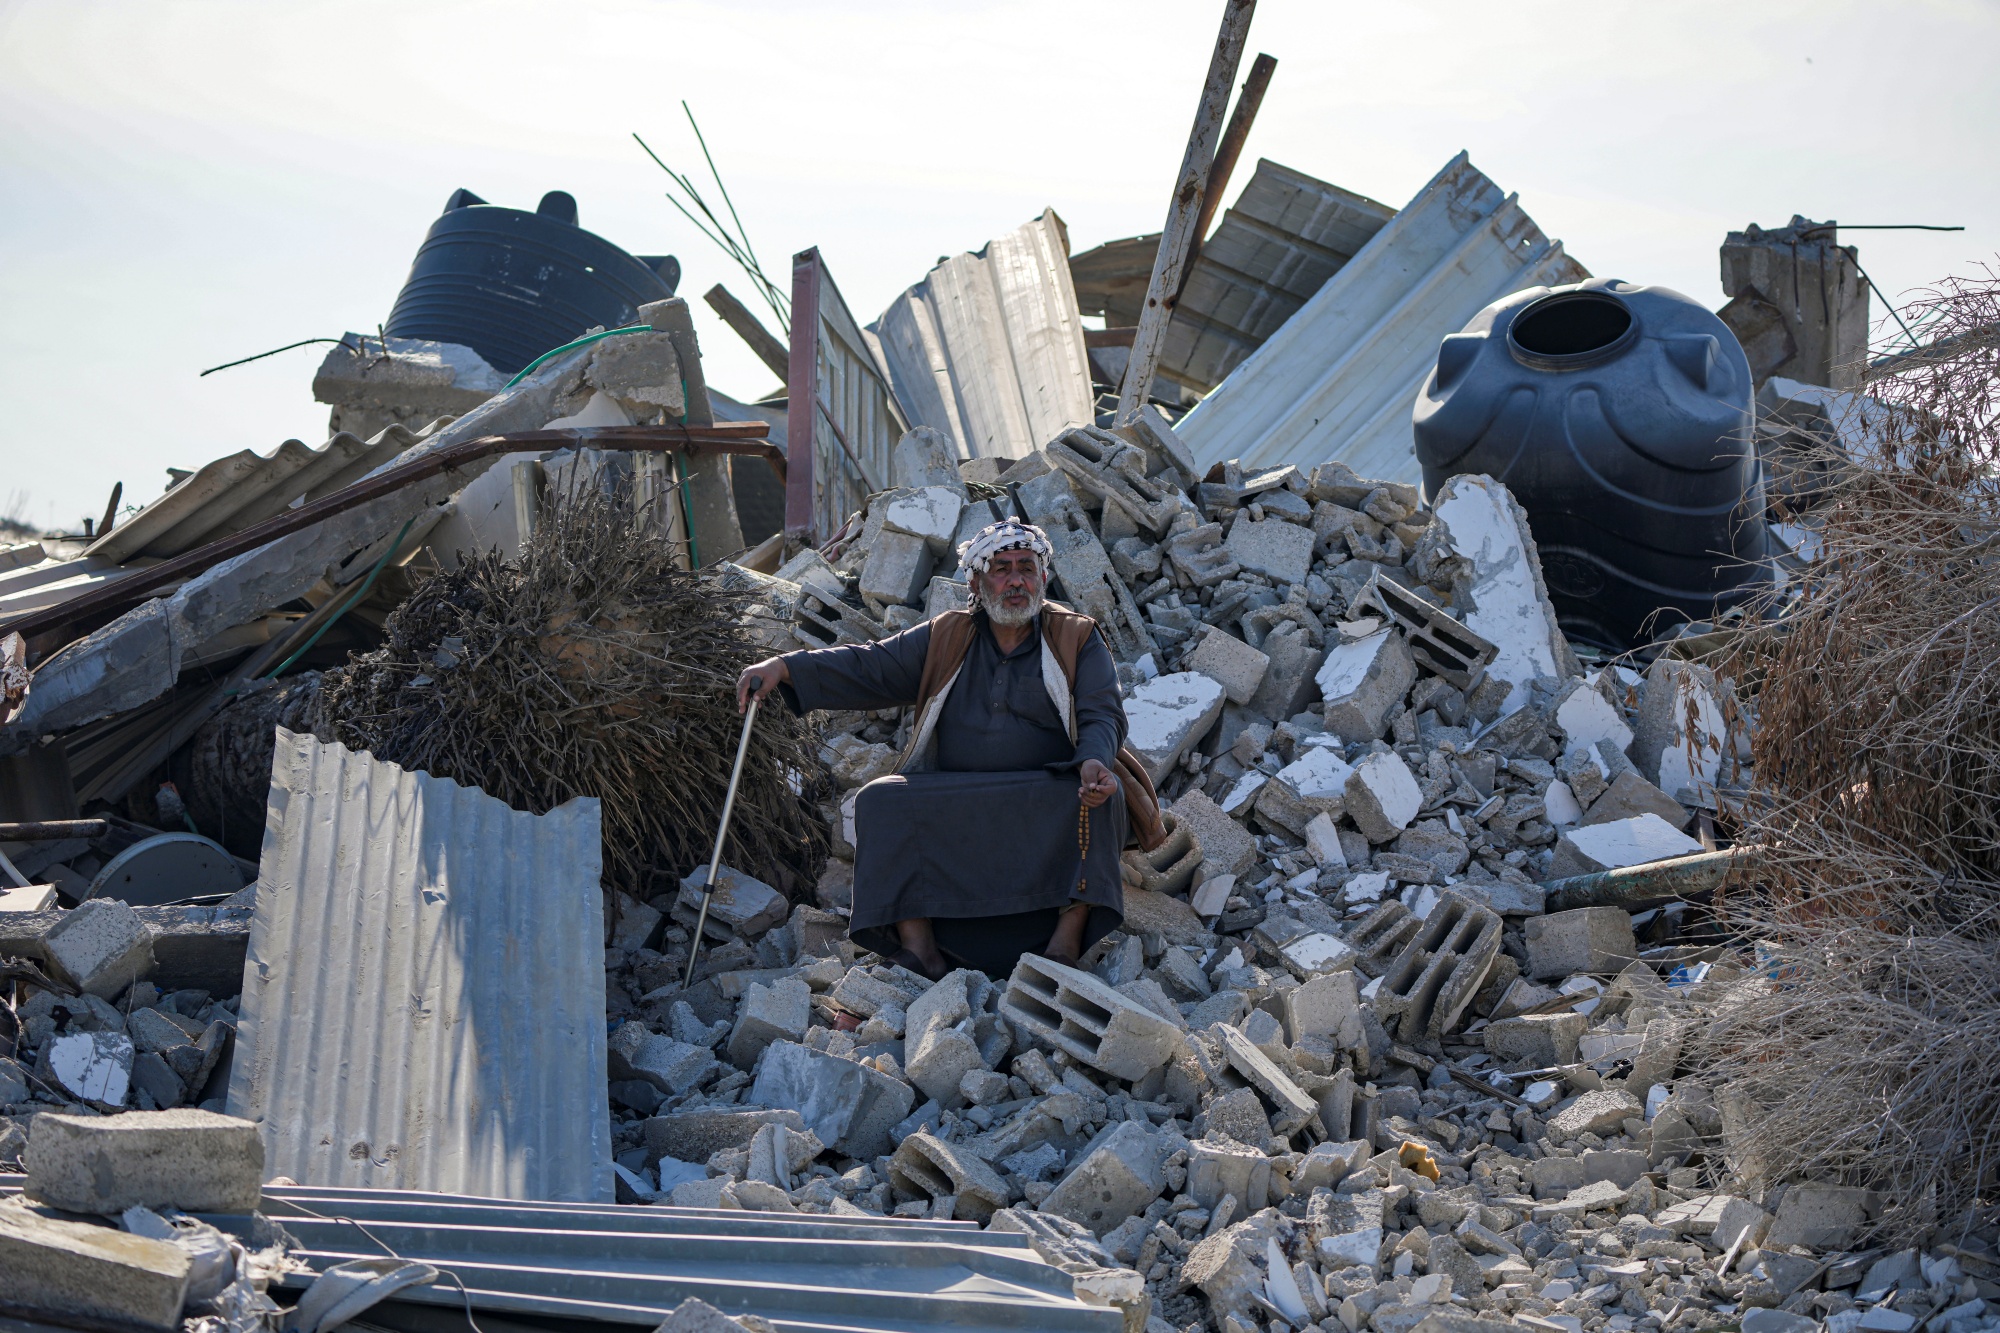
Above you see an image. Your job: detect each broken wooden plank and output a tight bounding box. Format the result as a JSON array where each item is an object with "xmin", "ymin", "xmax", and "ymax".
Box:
[{"xmin": 705, "ymin": 282, "xmax": 791, "ymax": 381}]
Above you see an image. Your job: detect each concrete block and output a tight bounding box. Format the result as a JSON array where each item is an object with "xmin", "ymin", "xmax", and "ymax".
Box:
[
  {"xmin": 1371, "ymin": 890, "xmax": 1502, "ymax": 1043},
  {"xmin": 893, "ymin": 425, "xmax": 965, "ymax": 489},
  {"xmin": 1393, "ymin": 826, "xmax": 1471, "ymax": 879},
  {"xmin": 906, "ymin": 970, "xmax": 988, "ymax": 1109},
  {"xmin": 748, "ymin": 1041, "xmax": 913, "ymax": 1160},
  {"xmin": 1483, "ymin": 1013, "xmax": 1583, "ymax": 1067},
  {"xmin": 1314, "ymin": 1188, "xmax": 1388, "ymax": 1268},
  {"xmin": 858, "ymin": 528, "xmax": 935, "ymax": 611},
  {"xmin": 26, "ymin": 1109, "xmax": 263, "ymax": 1213},
  {"xmin": 1655, "ymin": 1193, "xmax": 1770, "ymax": 1249},
  {"xmin": 1351, "ymin": 570, "xmax": 1497, "ymax": 689},
  {"xmin": 1124, "ymin": 672, "xmax": 1226, "ymax": 783},
  {"xmin": 674, "ymin": 865, "xmax": 788, "ymax": 943},
  {"xmin": 1119, "ymin": 885, "xmax": 1206, "ymax": 948},
  {"xmin": 1211, "ymin": 1022, "xmax": 1318, "ymax": 1137},
  {"xmin": 1039, "ymin": 1119, "xmax": 1166, "ymax": 1235},
  {"xmin": 1766, "ymin": 1184, "xmax": 1873, "ymax": 1249},
  {"xmin": 1170, "ymin": 790, "xmax": 1257, "ymax": 880},
  {"xmin": 1427, "ymin": 474, "xmax": 1578, "ymax": 716},
  {"xmin": 1546, "ymin": 1089, "xmax": 1643, "ymax": 1142},
  {"xmin": 609, "ymin": 892, "xmax": 663, "ymax": 952},
  {"xmin": 126, "ymin": 1007, "xmax": 198, "ymax": 1056},
  {"xmin": 1580, "ymin": 770, "xmax": 1690, "ymax": 829},
  {"xmin": 1525, "ymin": 1154, "xmax": 1585, "ymax": 1199},
  {"xmin": 1523, "ymin": 907, "xmax": 1640, "ymax": 980},
  {"xmin": 1000, "ymin": 955, "xmax": 1183, "ymax": 1081},
  {"xmin": 1305, "ymin": 813, "xmax": 1347, "ymax": 870},
  {"xmin": 654, "ymin": 1296, "xmax": 757, "ymax": 1333},
  {"xmin": 727, "ymin": 978, "xmax": 811, "ymax": 1069},
  {"xmin": 1278, "ymin": 932, "xmax": 1356, "ymax": 980},
  {"xmin": 129, "ymin": 1052, "xmax": 184, "ymax": 1109},
  {"xmin": 1449, "ymin": 876, "xmax": 1546, "ymax": 918},
  {"xmin": 43, "ymin": 1031, "xmax": 132, "ymax": 1106},
  {"xmin": 1186, "ymin": 627, "xmax": 1270, "ymax": 706},
  {"xmin": 1246, "ymin": 623, "xmax": 1324, "ymax": 721},
  {"xmin": 584, "ymin": 331, "xmax": 684, "ymax": 408},
  {"xmin": 1205, "ymin": 1084, "xmax": 1273, "ymax": 1146},
  {"xmin": 608, "ymin": 1021, "xmax": 718, "ymax": 1095},
  {"xmin": 889, "ymin": 1130, "xmax": 1011, "ymax": 1220},
  {"xmin": 1317, "ymin": 628, "xmax": 1416, "ymax": 744},
  {"xmin": 1580, "ymin": 1148, "xmax": 1650, "ymax": 1189},
  {"xmin": 642, "ymin": 1108, "xmax": 805, "ymax": 1165},
  {"xmin": 1120, "ymin": 810, "xmax": 1203, "ymax": 898},
  {"xmin": 882, "ymin": 485, "xmax": 966, "ymax": 553},
  {"xmin": 1283, "ymin": 970, "xmax": 1362, "ymax": 1047},
  {"xmin": 1350, "ymin": 899, "xmax": 1424, "ymax": 976},
  {"xmin": 0, "ymin": 884, "xmax": 59, "ymax": 912},
  {"xmin": 1257, "ymin": 745, "xmax": 1354, "ymax": 837},
  {"xmin": 1225, "ymin": 515, "xmax": 1314, "ymax": 585},
  {"xmin": 1187, "ymin": 1137, "xmax": 1270, "ymax": 1210},
  {"xmin": 1345, "ymin": 751, "xmax": 1423, "ymax": 844},
  {"xmin": 1631, "ymin": 656, "xmax": 1728, "ymax": 805},
  {"xmin": 44, "ymin": 898, "xmax": 155, "ymax": 999},
  {"xmin": 1547, "ymin": 813, "xmax": 1703, "ymax": 881},
  {"xmin": 0, "ymin": 1198, "xmax": 190, "ymax": 1331},
  {"xmin": 1532, "ymin": 1177, "xmax": 1629, "ymax": 1220}
]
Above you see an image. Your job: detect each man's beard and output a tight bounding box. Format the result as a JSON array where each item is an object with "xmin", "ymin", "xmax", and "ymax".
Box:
[{"xmin": 978, "ymin": 582, "xmax": 1044, "ymax": 626}]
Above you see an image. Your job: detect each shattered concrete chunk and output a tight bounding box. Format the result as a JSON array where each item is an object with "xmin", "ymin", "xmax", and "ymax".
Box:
[
  {"xmin": 1547, "ymin": 813, "xmax": 1703, "ymax": 880},
  {"xmin": 674, "ymin": 865, "xmax": 788, "ymax": 943},
  {"xmin": 889, "ymin": 1130, "xmax": 1011, "ymax": 1220},
  {"xmin": 0, "ymin": 1198, "xmax": 190, "ymax": 1332},
  {"xmin": 1185, "ymin": 626, "xmax": 1270, "ymax": 706},
  {"xmin": 1040, "ymin": 1119, "xmax": 1168, "ymax": 1235},
  {"xmin": 44, "ymin": 898, "xmax": 156, "ymax": 999},
  {"xmin": 748, "ymin": 1041, "xmax": 913, "ymax": 1160},
  {"xmin": 1523, "ymin": 907, "xmax": 1639, "ymax": 980},
  {"xmin": 1318, "ymin": 628, "xmax": 1416, "ymax": 743},
  {"xmin": 1123, "ymin": 672, "xmax": 1226, "ymax": 782},
  {"xmin": 27, "ymin": 1108, "xmax": 263, "ymax": 1214},
  {"xmin": 1345, "ymin": 751, "xmax": 1424, "ymax": 844},
  {"xmin": 1000, "ymin": 955, "xmax": 1184, "ymax": 1081}
]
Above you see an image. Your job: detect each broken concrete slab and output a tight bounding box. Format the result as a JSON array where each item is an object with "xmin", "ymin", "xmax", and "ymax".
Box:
[
  {"xmin": 609, "ymin": 1021, "xmax": 719, "ymax": 1095},
  {"xmin": 1427, "ymin": 474, "xmax": 1579, "ymax": 716},
  {"xmin": 748, "ymin": 1040, "xmax": 913, "ymax": 1160},
  {"xmin": 1547, "ymin": 1089, "xmax": 1643, "ymax": 1142},
  {"xmin": 1547, "ymin": 814, "xmax": 1704, "ymax": 880},
  {"xmin": 1258, "ymin": 746, "xmax": 1354, "ymax": 837},
  {"xmin": 726, "ymin": 978, "xmax": 811, "ymax": 1069},
  {"xmin": 641, "ymin": 1108, "xmax": 805, "ymax": 1166},
  {"xmin": 1225, "ymin": 515, "xmax": 1315, "ymax": 586},
  {"xmin": 1185, "ymin": 626, "xmax": 1270, "ymax": 706},
  {"xmin": 905, "ymin": 970, "xmax": 989, "ymax": 1109},
  {"xmin": 1630, "ymin": 655, "xmax": 1728, "ymax": 807},
  {"xmin": 0, "ymin": 1198, "xmax": 191, "ymax": 1331},
  {"xmin": 674, "ymin": 865, "xmax": 789, "ymax": 943},
  {"xmin": 1039, "ymin": 1119, "xmax": 1169, "ymax": 1235},
  {"xmin": 1124, "ymin": 671, "xmax": 1226, "ymax": 783},
  {"xmin": 1579, "ymin": 770, "xmax": 1689, "ymax": 830},
  {"xmin": 26, "ymin": 1108, "xmax": 263, "ymax": 1213},
  {"xmin": 1346, "ymin": 751, "xmax": 1423, "ymax": 844}
]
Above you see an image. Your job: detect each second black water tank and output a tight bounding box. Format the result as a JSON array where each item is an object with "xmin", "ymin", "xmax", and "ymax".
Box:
[
  {"xmin": 384, "ymin": 189, "xmax": 679, "ymax": 374},
  {"xmin": 1412, "ymin": 278, "xmax": 1774, "ymax": 650}
]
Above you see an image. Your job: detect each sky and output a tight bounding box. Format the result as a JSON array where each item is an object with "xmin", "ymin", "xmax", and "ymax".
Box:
[{"xmin": 2, "ymin": 0, "xmax": 1995, "ymax": 532}]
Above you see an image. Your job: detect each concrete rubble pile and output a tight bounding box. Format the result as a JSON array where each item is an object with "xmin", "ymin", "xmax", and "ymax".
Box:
[{"xmin": 564, "ymin": 427, "xmax": 2000, "ymax": 1333}]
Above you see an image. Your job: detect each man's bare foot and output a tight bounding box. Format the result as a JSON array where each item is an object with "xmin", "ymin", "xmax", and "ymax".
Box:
[
  {"xmin": 1039, "ymin": 944, "xmax": 1081, "ymax": 967},
  {"xmin": 1041, "ymin": 904, "xmax": 1090, "ymax": 967}
]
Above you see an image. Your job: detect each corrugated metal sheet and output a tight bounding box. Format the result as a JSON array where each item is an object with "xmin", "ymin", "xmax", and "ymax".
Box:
[
  {"xmin": 247, "ymin": 1184, "xmax": 1122, "ymax": 1332},
  {"xmin": 790, "ymin": 249, "xmax": 909, "ymax": 541},
  {"xmin": 1163, "ymin": 160, "xmax": 1394, "ymax": 393},
  {"xmin": 86, "ymin": 423, "xmax": 429, "ymax": 564},
  {"xmin": 1176, "ymin": 151, "xmax": 1590, "ymax": 485},
  {"xmin": 226, "ymin": 729, "xmax": 612, "ymax": 1203},
  {"xmin": 870, "ymin": 210, "xmax": 1096, "ymax": 463}
]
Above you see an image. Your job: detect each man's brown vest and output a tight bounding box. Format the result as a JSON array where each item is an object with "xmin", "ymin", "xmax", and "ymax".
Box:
[{"xmin": 896, "ymin": 603, "xmax": 1167, "ymax": 852}]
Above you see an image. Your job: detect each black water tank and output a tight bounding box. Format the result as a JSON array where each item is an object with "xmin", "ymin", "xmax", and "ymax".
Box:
[
  {"xmin": 384, "ymin": 189, "xmax": 680, "ymax": 374},
  {"xmin": 1412, "ymin": 278, "xmax": 1774, "ymax": 650}
]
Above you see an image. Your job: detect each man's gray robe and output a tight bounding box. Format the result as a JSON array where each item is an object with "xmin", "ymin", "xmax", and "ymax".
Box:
[{"xmin": 779, "ymin": 608, "xmax": 1128, "ymax": 972}]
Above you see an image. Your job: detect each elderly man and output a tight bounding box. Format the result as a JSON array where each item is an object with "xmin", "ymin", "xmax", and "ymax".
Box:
[{"xmin": 737, "ymin": 517, "xmax": 1159, "ymax": 979}]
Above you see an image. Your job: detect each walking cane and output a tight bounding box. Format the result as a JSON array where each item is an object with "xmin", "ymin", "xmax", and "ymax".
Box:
[{"xmin": 683, "ymin": 677, "xmax": 763, "ymax": 988}]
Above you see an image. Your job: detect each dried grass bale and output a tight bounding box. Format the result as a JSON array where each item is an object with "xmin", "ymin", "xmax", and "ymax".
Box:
[
  {"xmin": 1696, "ymin": 272, "xmax": 2000, "ymax": 1242},
  {"xmin": 311, "ymin": 482, "xmax": 828, "ymax": 900}
]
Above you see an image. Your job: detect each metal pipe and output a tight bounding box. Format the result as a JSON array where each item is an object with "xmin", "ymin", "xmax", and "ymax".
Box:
[
  {"xmin": 0, "ymin": 819, "xmax": 109, "ymax": 841},
  {"xmin": 1542, "ymin": 845, "xmax": 1759, "ymax": 912},
  {"xmin": 683, "ymin": 682, "xmax": 763, "ymax": 987}
]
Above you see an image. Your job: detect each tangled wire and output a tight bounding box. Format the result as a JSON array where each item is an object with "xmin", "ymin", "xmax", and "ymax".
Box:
[
  {"xmin": 311, "ymin": 477, "xmax": 828, "ymax": 903},
  {"xmin": 1694, "ymin": 269, "xmax": 2000, "ymax": 1242}
]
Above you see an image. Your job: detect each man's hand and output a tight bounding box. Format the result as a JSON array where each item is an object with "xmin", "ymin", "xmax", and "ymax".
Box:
[
  {"xmin": 1078, "ymin": 758, "xmax": 1119, "ymax": 811},
  {"xmin": 736, "ymin": 657, "xmax": 789, "ymax": 712}
]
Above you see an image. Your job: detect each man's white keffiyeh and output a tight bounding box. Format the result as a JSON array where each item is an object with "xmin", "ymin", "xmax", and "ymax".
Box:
[{"xmin": 956, "ymin": 517, "xmax": 1053, "ymax": 577}]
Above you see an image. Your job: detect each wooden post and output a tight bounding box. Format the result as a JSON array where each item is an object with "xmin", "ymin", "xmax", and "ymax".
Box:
[
  {"xmin": 783, "ymin": 249, "xmax": 824, "ymax": 545},
  {"xmin": 1178, "ymin": 52, "xmax": 1276, "ymax": 298},
  {"xmin": 704, "ymin": 283, "xmax": 791, "ymax": 381},
  {"xmin": 1116, "ymin": 0, "xmax": 1256, "ymax": 424}
]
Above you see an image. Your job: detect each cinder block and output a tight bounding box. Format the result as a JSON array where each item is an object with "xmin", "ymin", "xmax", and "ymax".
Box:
[
  {"xmin": 608, "ymin": 1021, "xmax": 718, "ymax": 1094},
  {"xmin": 1187, "ymin": 1137, "xmax": 1270, "ymax": 1210},
  {"xmin": 999, "ymin": 955, "xmax": 1183, "ymax": 1081},
  {"xmin": 1186, "ymin": 627, "xmax": 1270, "ymax": 706},
  {"xmin": 1283, "ymin": 970, "xmax": 1362, "ymax": 1047},
  {"xmin": 1038, "ymin": 1119, "xmax": 1166, "ymax": 1235},
  {"xmin": 1246, "ymin": 622, "xmax": 1324, "ymax": 721},
  {"xmin": 1351, "ymin": 571, "xmax": 1497, "ymax": 689},
  {"xmin": 642, "ymin": 1108, "xmax": 805, "ymax": 1165},
  {"xmin": 26, "ymin": 1108, "xmax": 264, "ymax": 1213},
  {"xmin": 748, "ymin": 1041, "xmax": 913, "ymax": 1160},
  {"xmin": 673, "ymin": 865, "xmax": 788, "ymax": 943},
  {"xmin": 1170, "ymin": 790, "xmax": 1256, "ymax": 880},
  {"xmin": 858, "ymin": 528, "xmax": 935, "ymax": 611},
  {"xmin": 1257, "ymin": 746, "xmax": 1353, "ymax": 837},
  {"xmin": 1523, "ymin": 907, "xmax": 1639, "ymax": 980},
  {"xmin": 43, "ymin": 899, "xmax": 155, "ymax": 999},
  {"xmin": 1546, "ymin": 1089, "xmax": 1642, "ymax": 1142},
  {"xmin": 1370, "ymin": 891, "xmax": 1502, "ymax": 1044},
  {"xmin": 1125, "ymin": 672, "xmax": 1226, "ymax": 783},
  {"xmin": 1317, "ymin": 628, "xmax": 1416, "ymax": 743},
  {"xmin": 0, "ymin": 1200, "xmax": 190, "ymax": 1331},
  {"xmin": 726, "ymin": 978, "xmax": 811, "ymax": 1069},
  {"xmin": 888, "ymin": 1130, "xmax": 1011, "ymax": 1220},
  {"xmin": 1225, "ymin": 515, "xmax": 1314, "ymax": 585}
]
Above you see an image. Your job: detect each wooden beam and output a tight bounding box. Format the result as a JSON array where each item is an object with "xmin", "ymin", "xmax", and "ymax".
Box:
[
  {"xmin": 1115, "ymin": 0, "xmax": 1256, "ymax": 423},
  {"xmin": 784, "ymin": 249, "xmax": 824, "ymax": 544},
  {"xmin": 704, "ymin": 283, "xmax": 792, "ymax": 381},
  {"xmin": 1084, "ymin": 327, "xmax": 1139, "ymax": 348},
  {"xmin": 1178, "ymin": 52, "xmax": 1276, "ymax": 295}
]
